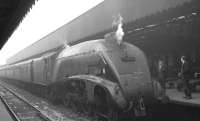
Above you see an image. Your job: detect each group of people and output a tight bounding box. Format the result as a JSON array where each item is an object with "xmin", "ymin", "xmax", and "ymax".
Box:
[{"xmin": 157, "ymin": 56, "xmax": 192, "ymax": 100}]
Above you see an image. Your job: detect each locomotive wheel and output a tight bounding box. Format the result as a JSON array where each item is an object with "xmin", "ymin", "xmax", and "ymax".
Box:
[
  {"xmin": 106, "ymin": 107, "xmax": 119, "ymax": 121},
  {"xmin": 77, "ymin": 102, "xmax": 88, "ymax": 114},
  {"xmin": 62, "ymin": 93, "xmax": 79, "ymax": 112},
  {"xmin": 86, "ymin": 104, "xmax": 94, "ymax": 116},
  {"xmin": 47, "ymin": 86, "xmax": 58, "ymax": 103},
  {"xmin": 97, "ymin": 96, "xmax": 119, "ymax": 121},
  {"xmin": 94, "ymin": 88, "xmax": 119, "ymax": 121},
  {"xmin": 49, "ymin": 90, "xmax": 56, "ymax": 102},
  {"xmin": 62, "ymin": 93, "xmax": 71, "ymax": 107}
]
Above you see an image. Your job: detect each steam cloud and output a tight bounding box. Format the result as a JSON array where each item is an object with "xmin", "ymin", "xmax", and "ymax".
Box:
[{"xmin": 112, "ymin": 14, "xmax": 124, "ymax": 45}]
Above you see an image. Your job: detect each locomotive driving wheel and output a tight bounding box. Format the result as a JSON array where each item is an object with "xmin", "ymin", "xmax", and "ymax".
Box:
[
  {"xmin": 46, "ymin": 86, "xmax": 58, "ymax": 104},
  {"xmin": 94, "ymin": 87, "xmax": 119, "ymax": 121},
  {"xmin": 106, "ymin": 106, "xmax": 119, "ymax": 121},
  {"xmin": 62, "ymin": 93, "xmax": 78, "ymax": 112},
  {"xmin": 48, "ymin": 89, "xmax": 56, "ymax": 102},
  {"xmin": 62, "ymin": 93, "xmax": 71, "ymax": 107}
]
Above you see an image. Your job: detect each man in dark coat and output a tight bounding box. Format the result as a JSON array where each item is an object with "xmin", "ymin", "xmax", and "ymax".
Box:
[
  {"xmin": 180, "ymin": 56, "xmax": 192, "ymax": 99},
  {"xmin": 158, "ymin": 59, "xmax": 167, "ymax": 97}
]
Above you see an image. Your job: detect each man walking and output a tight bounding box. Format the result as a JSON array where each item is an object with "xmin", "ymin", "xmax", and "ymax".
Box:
[
  {"xmin": 180, "ymin": 56, "xmax": 192, "ymax": 99},
  {"xmin": 158, "ymin": 59, "xmax": 167, "ymax": 97}
]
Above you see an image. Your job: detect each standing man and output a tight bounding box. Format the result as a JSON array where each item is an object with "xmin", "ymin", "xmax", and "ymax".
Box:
[
  {"xmin": 158, "ymin": 59, "xmax": 167, "ymax": 97},
  {"xmin": 180, "ymin": 56, "xmax": 192, "ymax": 99}
]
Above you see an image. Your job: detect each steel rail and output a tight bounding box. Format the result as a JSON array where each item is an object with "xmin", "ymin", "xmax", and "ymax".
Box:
[
  {"xmin": 0, "ymin": 95, "xmax": 20, "ymax": 121},
  {"xmin": 0, "ymin": 83, "xmax": 53, "ymax": 121}
]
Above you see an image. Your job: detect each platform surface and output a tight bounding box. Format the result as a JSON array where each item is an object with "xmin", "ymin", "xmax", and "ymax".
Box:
[
  {"xmin": 166, "ymin": 89, "xmax": 200, "ymax": 107},
  {"xmin": 0, "ymin": 99, "xmax": 14, "ymax": 121}
]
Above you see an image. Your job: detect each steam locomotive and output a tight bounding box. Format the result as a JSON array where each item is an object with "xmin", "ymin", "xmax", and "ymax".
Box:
[{"xmin": 0, "ymin": 32, "xmax": 155, "ymax": 120}]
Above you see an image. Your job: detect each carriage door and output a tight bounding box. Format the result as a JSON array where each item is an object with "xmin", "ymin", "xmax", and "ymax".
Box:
[
  {"xmin": 44, "ymin": 58, "xmax": 51, "ymax": 83},
  {"xmin": 30, "ymin": 60, "xmax": 34, "ymax": 82}
]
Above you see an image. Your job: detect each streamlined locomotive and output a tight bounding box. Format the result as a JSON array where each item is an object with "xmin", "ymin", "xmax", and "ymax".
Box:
[
  {"xmin": 0, "ymin": 17, "xmax": 155, "ymax": 119},
  {"xmin": 0, "ymin": 36, "xmax": 155, "ymax": 119}
]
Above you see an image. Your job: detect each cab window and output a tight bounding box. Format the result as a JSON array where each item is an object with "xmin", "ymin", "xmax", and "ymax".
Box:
[{"xmin": 87, "ymin": 53, "xmax": 118, "ymax": 82}]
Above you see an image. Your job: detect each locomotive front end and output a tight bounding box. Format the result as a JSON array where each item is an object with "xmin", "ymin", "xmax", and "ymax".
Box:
[
  {"xmin": 119, "ymin": 44, "xmax": 155, "ymax": 104},
  {"xmin": 106, "ymin": 15, "xmax": 155, "ymax": 110},
  {"xmin": 104, "ymin": 39, "xmax": 155, "ymax": 116}
]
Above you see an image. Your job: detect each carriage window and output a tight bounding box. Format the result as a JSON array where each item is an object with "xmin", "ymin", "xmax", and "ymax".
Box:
[
  {"xmin": 86, "ymin": 53, "xmax": 118, "ymax": 82},
  {"xmin": 87, "ymin": 53, "xmax": 103, "ymax": 75}
]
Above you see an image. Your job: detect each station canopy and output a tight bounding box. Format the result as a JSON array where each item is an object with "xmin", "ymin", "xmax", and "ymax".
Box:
[
  {"xmin": 0, "ymin": 0, "xmax": 37, "ymax": 49},
  {"xmin": 2, "ymin": 0, "xmax": 200, "ymax": 64}
]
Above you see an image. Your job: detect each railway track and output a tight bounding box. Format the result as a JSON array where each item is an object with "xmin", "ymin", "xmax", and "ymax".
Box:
[
  {"xmin": 0, "ymin": 84, "xmax": 52, "ymax": 121},
  {"xmin": 1, "ymin": 79, "xmax": 199, "ymax": 121}
]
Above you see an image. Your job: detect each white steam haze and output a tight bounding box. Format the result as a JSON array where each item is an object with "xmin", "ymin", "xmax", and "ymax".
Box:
[
  {"xmin": 0, "ymin": 0, "xmax": 104, "ymax": 65},
  {"xmin": 115, "ymin": 14, "xmax": 124, "ymax": 45}
]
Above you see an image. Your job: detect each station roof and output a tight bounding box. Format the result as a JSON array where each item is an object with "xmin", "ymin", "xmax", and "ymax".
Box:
[
  {"xmin": 81, "ymin": 0, "xmax": 200, "ymax": 52},
  {"xmin": 0, "ymin": 0, "xmax": 37, "ymax": 49},
  {"xmin": 4, "ymin": 0, "xmax": 200, "ymax": 64}
]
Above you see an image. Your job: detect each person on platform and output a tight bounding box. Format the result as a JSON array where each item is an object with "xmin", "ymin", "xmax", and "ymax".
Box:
[
  {"xmin": 157, "ymin": 59, "xmax": 167, "ymax": 97},
  {"xmin": 179, "ymin": 56, "xmax": 192, "ymax": 99}
]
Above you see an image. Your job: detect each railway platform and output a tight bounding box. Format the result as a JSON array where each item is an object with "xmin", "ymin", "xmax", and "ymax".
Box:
[
  {"xmin": 166, "ymin": 89, "xmax": 200, "ymax": 108},
  {"xmin": 0, "ymin": 99, "xmax": 14, "ymax": 121}
]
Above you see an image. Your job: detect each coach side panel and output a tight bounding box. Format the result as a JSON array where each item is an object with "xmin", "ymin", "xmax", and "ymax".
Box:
[
  {"xmin": 32, "ymin": 58, "xmax": 46, "ymax": 85},
  {"xmin": 32, "ymin": 55, "xmax": 57, "ymax": 85}
]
